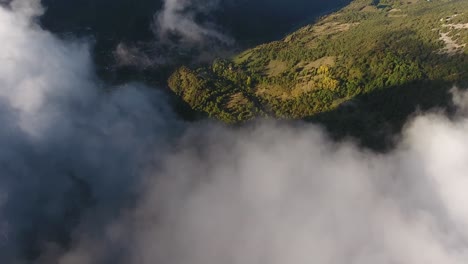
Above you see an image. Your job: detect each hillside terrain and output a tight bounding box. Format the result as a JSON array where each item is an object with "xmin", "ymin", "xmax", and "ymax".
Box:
[{"xmin": 168, "ymin": 0, "xmax": 468, "ymax": 125}]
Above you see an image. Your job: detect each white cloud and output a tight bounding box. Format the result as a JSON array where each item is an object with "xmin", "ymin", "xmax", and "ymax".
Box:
[
  {"xmin": 2, "ymin": 2, "xmax": 468, "ymax": 264},
  {"xmin": 0, "ymin": 2, "xmax": 178, "ymax": 262},
  {"xmin": 154, "ymin": 0, "xmax": 232, "ymax": 45}
]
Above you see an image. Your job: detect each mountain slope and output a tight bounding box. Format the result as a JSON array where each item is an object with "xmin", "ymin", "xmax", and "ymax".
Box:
[{"xmin": 168, "ymin": 0, "xmax": 468, "ymax": 123}]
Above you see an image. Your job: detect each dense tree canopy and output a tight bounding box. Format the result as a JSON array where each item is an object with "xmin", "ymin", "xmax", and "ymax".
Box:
[{"xmin": 169, "ymin": 0, "xmax": 468, "ymax": 123}]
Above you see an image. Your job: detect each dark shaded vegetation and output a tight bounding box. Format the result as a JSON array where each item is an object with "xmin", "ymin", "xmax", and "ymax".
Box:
[
  {"xmin": 309, "ymin": 80, "xmax": 461, "ymax": 151},
  {"xmin": 39, "ymin": 0, "xmax": 351, "ymax": 85}
]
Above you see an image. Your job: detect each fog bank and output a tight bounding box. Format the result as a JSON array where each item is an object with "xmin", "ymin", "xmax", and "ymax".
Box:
[{"xmin": 2, "ymin": 1, "xmax": 468, "ymax": 264}]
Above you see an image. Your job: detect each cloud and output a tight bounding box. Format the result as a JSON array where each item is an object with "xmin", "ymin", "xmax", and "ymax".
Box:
[
  {"xmin": 113, "ymin": 43, "xmax": 154, "ymax": 68},
  {"xmin": 3, "ymin": 1, "xmax": 468, "ymax": 264},
  {"xmin": 0, "ymin": 1, "xmax": 179, "ymax": 261},
  {"xmin": 153, "ymin": 0, "xmax": 233, "ymax": 45},
  {"xmin": 112, "ymin": 0, "xmax": 235, "ymax": 74},
  {"xmin": 47, "ymin": 114, "xmax": 468, "ymax": 264},
  {"xmin": 9, "ymin": 0, "xmax": 43, "ymax": 19}
]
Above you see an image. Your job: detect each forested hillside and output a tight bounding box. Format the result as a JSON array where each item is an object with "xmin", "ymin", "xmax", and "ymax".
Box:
[{"xmin": 169, "ymin": 0, "xmax": 468, "ymax": 124}]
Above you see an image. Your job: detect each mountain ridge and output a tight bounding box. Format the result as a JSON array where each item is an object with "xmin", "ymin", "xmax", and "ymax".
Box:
[{"xmin": 168, "ymin": 0, "xmax": 468, "ymax": 124}]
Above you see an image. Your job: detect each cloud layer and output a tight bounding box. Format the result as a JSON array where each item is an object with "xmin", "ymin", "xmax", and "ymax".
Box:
[
  {"xmin": 0, "ymin": 1, "xmax": 179, "ymax": 261},
  {"xmin": 2, "ymin": 1, "xmax": 468, "ymax": 264},
  {"xmin": 50, "ymin": 115, "xmax": 468, "ymax": 264}
]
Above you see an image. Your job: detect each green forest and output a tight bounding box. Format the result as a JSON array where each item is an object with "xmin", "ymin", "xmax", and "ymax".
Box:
[{"xmin": 168, "ymin": 0, "xmax": 468, "ymax": 124}]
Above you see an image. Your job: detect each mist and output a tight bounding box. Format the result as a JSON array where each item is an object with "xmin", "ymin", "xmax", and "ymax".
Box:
[
  {"xmin": 0, "ymin": 1, "xmax": 179, "ymax": 261},
  {"xmin": 3, "ymin": 1, "xmax": 468, "ymax": 264},
  {"xmin": 155, "ymin": 0, "xmax": 231, "ymax": 44}
]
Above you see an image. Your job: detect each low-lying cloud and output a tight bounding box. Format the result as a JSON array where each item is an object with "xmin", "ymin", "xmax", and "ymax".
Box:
[
  {"xmin": 154, "ymin": 0, "xmax": 232, "ymax": 45},
  {"xmin": 113, "ymin": 0, "xmax": 234, "ymax": 71},
  {"xmin": 0, "ymin": 1, "xmax": 179, "ymax": 261},
  {"xmin": 2, "ymin": 1, "xmax": 468, "ymax": 264}
]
